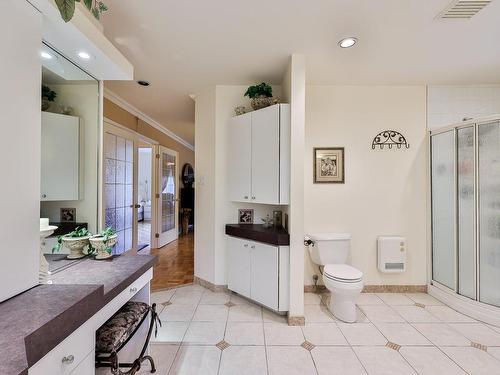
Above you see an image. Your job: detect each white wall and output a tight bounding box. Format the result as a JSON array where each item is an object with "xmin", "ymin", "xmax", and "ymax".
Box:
[
  {"xmin": 284, "ymin": 55, "xmax": 306, "ymax": 318},
  {"xmin": 40, "ymin": 83, "xmax": 100, "ymax": 232},
  {"xmin": 304, "ymin": 86, "xmax": 428, "ymax": 286},
  {"xmin": 0, "ymin": 0, "xmax": 42, "ymax": 301},
  {"xmin": 428, "ymin": 85, "xmax": 500, "ymax": 130}
]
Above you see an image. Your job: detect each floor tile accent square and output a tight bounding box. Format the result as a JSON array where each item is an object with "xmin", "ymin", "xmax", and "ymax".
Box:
[
  {"xmin": 219, "ymin": 346, "xmax": 267, "ymax": 375},
  {"xmin": 215, "ymin": 340, "xmax": 230, "ymax": 351},
  {"xmin": 385, "ymin": 341, "xmax": 401, "ymax": 351},
  {"xmin": 312, "ymin": 346, "xmax": 367, "ymax": 375},
  {"xmin": 301, "ymin": 340, "xmax": 315, "ymax": 351},
  {"xmin": 267, "ymin": 346, "xmax": 317, "ymax": 375},
  {"xmin": 414, "ymin": 302, "xmax": 425, "ymax": 308},
  {"xmin": 400, "ymin": 346, "xmax": 467, "ymax": 375},
  {"xmin": 224, "ymin": 301, "xmax": 236, "ymax": 308},
  {"xmin": 471, "ymin": 341, "xmax": 487, "ymax": 351}
]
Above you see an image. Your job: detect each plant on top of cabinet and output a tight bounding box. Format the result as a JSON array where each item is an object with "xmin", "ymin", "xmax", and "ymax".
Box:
[
  {"xmin": 41, "ymin": 85, "xmax": 57, "ymax": 111},
  {"xmin": 55, "ymin": 0, "xmax": 108, "ymax": 22},
  {"xmin": 89, "ymin": 227, "xmax": 117, "ymax": 260},
  {"xmin": 244, "ymin": 82, "xmax": 277, "ymax": 110},
  {"xmin": 53, "ymin": 227, "xmax": 92, "ymax": 259}
]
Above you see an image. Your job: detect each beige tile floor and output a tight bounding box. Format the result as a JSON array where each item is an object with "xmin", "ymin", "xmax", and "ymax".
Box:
[{"xmin": 112, "ymin": 285, "xmax": 500, "ymax": 374}]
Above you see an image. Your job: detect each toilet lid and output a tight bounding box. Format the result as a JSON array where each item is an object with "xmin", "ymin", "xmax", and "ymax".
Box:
[{"xmin": 324, "ymin": 264, "xmax": 363, "ymax": 282}]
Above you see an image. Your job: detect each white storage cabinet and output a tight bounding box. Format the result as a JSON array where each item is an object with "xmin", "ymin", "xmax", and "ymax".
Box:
[
  {"xmin": 227, "ymin": 236, "xmax": 289, "ymax": 312},
  {"xmin": 41, "ymin": 112, "xmax": 80, "ymax": 201},
  {"xmin": 228, "ymin": 104, "xmax": 290, "ymax": 205}
]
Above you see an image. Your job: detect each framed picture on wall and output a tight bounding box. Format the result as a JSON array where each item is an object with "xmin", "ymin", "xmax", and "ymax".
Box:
[
  {"xmin": 60, "ymin": 207, "xmax": 76, "ymax": 222},
  {"xmin": 313, "ymin": 147, "xmax": 345, "ymax": 183},
  {"xmin": 238, "ymin": 209, "xmax": 254, "ymax": 224}
]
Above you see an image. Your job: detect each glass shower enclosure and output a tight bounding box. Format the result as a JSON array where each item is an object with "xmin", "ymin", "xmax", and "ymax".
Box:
[{"xmin": 430, "ymin": 118, "xmax": 500, "ymax": 309}]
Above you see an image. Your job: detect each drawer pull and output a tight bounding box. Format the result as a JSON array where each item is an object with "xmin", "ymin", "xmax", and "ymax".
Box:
[
  {"xmin": 62, "ymin": 355, "xmax": 74, "ymax": 365},
  {"xmin": 244, "ymin": 244, "xmax": 248, "ymax": 247},
  {"xmin": 130, "ymin": 287, "xmax": 138, "ymax": 293},
  {"xmin": 251, "ymin": 245, "xmax": 255, "ymax": 249}
]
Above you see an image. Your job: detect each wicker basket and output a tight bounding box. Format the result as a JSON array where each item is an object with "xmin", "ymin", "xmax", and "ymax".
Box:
[{"xmin": 251, "ymin": 96, "xmax": 274, "ymax": 110}]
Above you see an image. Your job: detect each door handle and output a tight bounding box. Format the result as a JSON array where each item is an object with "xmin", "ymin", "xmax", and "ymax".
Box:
[{"xmin": 130, "ymin": 204, "xmax": 141, "ymax": 208}]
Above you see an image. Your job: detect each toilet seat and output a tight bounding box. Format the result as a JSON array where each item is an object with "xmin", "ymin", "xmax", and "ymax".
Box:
[{"xmin": 324, "ymin": 264, "xmax": 363, "ymax": 283}]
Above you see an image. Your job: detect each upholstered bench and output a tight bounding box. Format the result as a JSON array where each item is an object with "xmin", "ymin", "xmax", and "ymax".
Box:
[{"xmin": 96, "ymin": 301, "xmax": 160, "ymax": 375}]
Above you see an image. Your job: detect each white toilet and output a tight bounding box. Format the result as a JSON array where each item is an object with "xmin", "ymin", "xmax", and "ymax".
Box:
[{"xmin": 306, "ymin": 233, "xmax": 363, "ymax": 323}]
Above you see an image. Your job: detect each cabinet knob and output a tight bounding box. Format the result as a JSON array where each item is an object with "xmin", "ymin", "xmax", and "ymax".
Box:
[
  {"xmin": 42, "ymin": 194, "xmax": 47, "ymax": 198},
  {"xmin": 130, "ymin": 287, "xmax": 137, "ymax": 293},
  {"xmin": 251, "ymin": 245, "xmax": 255, "ymax": 249},
  {"xmin": 62, "ymin": 355, "xmax": 74, "ymax": 365},
  {"xmin": 243, "ymin": 244, "xmax": 248, "ymax": 247},
  {"xmin": 251, "ymin": 196, "xmax": 256, "ymax": 200}
]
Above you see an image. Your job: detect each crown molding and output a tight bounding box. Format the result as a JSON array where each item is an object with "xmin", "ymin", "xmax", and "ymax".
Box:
[{"xmin": 104, "ymin": 88, "xmax": 194, "ymax": 151}]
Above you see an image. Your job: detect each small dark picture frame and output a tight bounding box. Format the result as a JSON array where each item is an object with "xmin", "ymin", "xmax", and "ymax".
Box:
[
  {"xmin": 238, "ymin": 209, "xmax": 254, "ymax": 224},
  {"xmin": 60, "ymin": 208, "xmax": 76, "ymax": 222},
  {"xmin": 314, "ymin": 147, "xmax": 345, "ymax": 184}
]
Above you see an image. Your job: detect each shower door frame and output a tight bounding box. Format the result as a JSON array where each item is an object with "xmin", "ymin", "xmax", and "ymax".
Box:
[{"xmin": 428, "ymin": 115, "xmax": 500, "ymax": 326}]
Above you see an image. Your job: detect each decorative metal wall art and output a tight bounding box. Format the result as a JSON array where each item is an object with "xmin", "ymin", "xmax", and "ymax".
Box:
[{"xmin": 372, "ymin": 130, "xmax": 410, "ymax": 150}]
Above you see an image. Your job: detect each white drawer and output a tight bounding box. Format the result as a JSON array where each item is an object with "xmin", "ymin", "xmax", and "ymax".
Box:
[
  {"xmin": 28, "ymin": 320, "xmax": 94, "ymax": 375},
  {"xmin": 70, "ymin": 351, "xmax": 95, "ymax": 375}
]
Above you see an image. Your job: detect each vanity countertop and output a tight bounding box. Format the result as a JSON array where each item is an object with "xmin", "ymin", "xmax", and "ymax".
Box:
[
  {"xmin": 225, "ymin": 224, "xmax": 290, "ymax": 246},
  {"xmin": 0, "ymin": 254, "xmax": 157, "ymax": 375}
]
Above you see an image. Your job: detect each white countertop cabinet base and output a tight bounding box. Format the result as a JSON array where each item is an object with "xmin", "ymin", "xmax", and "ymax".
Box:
[{"xmin": 227, "ymin": 236, "xmax": 289, "ymax": 312}]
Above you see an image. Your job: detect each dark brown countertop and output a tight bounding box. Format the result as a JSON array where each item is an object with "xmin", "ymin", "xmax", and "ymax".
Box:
[
  {"xmin": 225, "ymin": 224, "xmax": 290, "ymax": 246},
  {"xmin": 0, "ymin": 254, "xmax": 157, "ymax": 375}
]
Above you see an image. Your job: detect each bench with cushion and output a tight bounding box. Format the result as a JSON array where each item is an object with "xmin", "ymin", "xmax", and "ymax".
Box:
[{"xmin": 95, "ymin": 301, "xmax": 160, "ymax": 375}]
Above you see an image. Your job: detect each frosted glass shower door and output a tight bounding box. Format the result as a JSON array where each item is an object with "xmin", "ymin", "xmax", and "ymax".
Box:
[
  {"xmin": 431, "ymin": 131, "xmax": 456, "ymax": 290},
  {"xmin": 479, "ymin": 121, "xmax": 500, "ymax": 307},
  {"xmin": 457, "ymin": 127, "xmax": 475, "ymax": 299}
]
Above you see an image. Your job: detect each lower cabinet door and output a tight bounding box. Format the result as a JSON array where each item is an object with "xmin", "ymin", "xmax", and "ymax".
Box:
[
  {"xmin": 227, "ymin": 237, "xmax": 251, "ymax": 298},
  {"xmin": 250, "ymin": 242, "xmax": 279, "ymax": 310}
]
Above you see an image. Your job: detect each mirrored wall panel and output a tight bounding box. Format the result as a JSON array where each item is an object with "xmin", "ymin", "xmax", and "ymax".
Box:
[
  {"xmin": 479, "ymin": 121, "xmax": 500, "ymax": 307},
  {"xmin": 431, "ymin": 131, "xmax": 456, "ymax": 290}
]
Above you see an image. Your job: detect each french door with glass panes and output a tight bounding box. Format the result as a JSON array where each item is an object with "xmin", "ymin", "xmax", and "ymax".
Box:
[
  {"xmin": 103, "ymin": 122, "xmax": 138, "ymax": 254},
  {"xmin": 156, "ymin": 145, "xmax": 179, "ymax": 247}
]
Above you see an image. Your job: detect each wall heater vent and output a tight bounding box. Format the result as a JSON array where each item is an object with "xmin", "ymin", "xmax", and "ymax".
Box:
[{"xmin": 438, "ymin": 0, "xmax": 492, "ymax": 19}]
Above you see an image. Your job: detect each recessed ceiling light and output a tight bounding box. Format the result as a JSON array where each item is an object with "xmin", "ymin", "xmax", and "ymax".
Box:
[
  {"xmin": 40, "ymin": 51, "xmax": 53, "ymax": 59},
  {"xmin": 137, "ymin": 80, "xmax": 150, "ymax": 87},
  {"xmin": 78, "ymin": 51, "xmax": 91, "ymax": 60},
  {"xmin": 338, "ymin": 37, "xmax": 358, "ymax": 48}
]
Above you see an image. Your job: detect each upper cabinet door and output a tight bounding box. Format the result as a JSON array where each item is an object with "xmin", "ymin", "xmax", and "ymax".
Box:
[
  {"xmin": 251, "ymin": 105, "xmax": 280, "ymax": 204},
  {"xmin": 228, "ymin": 112, "xmax": 252, "ymax": 202},
  {"xmin": 41, "ymin": 112, "xmax": 80, "ymax": 201}
]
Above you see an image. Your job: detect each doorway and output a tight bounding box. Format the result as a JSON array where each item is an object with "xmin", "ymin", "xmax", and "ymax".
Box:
[{"xmin": 137, "ymin": 145, "xmax": 153, "ymax": 251}]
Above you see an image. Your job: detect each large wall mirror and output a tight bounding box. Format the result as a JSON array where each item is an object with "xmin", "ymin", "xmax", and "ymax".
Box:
[{"xmin": 39, "ymin": 43, "xmax": 100, "ymax": 272}]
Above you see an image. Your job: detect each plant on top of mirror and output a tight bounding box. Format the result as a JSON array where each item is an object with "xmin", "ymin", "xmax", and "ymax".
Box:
[
  {"xmin": 52, "ymin": 227, "xmax": 92, "ymax": 253},
  {"xmin": 244, "ymin": 82, "xmax": 273, "ymax": 99},
  {"xmin": 55, "ymin": 0, "xmax": 108, "ymax": 23}
]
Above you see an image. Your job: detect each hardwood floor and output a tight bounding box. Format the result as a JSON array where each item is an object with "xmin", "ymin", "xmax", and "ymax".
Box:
[{"xmin": 149, "ymin": 232, "xmax": 194, "ymax": 291}]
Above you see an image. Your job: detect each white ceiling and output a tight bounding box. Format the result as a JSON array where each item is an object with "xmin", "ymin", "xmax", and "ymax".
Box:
[{"xmin": 102, "ymin": 0, "xmax": 500, "ymax": 146}]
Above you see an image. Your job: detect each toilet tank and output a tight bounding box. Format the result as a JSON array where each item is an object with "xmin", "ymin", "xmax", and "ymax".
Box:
[{"xmin": 306, "ymin": 233, "xmax": 351, "ymax": 266}]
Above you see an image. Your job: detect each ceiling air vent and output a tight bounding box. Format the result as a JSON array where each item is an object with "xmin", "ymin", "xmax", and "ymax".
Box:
[{"xmin": 438, "ymin": 0, "xmax": 492, "ymax": 19}]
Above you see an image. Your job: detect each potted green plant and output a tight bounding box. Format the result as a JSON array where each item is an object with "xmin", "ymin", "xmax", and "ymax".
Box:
[
  {"xmin": 244, "ymin": 82, "xmax": 275, "ymax": 110},
  {"xmin": 55, "ymin": 0, "xmax": 108, "ymax": 23},
  {"xmin": 52, "ymin": 227, "xmax": 92, "ymax": 259},
  {"xmin": 89, "ymin": 227, "xmax": 117, "ymax": 260},
  {"xmin": 41, "ymin": 85, "xmax": 57, "ymax": 111}
]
